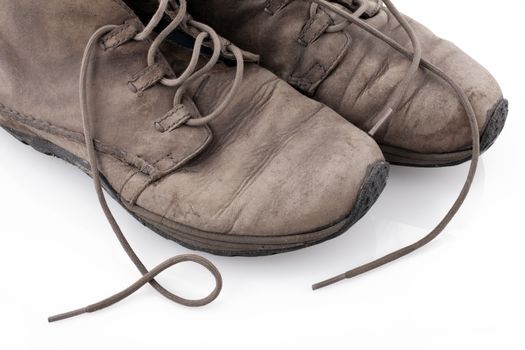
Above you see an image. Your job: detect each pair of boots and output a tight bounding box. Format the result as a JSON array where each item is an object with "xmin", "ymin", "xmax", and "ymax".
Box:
[{"xmin": 0, "ymin": 0, "xmax": 508, "ymax": 321}]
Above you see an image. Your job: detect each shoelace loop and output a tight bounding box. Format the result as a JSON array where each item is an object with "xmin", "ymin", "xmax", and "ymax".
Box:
[
  {"xmin": 49, "ymin": 254, "xmax": 222, "ymax": 322},
  {"xmin": 138, "ymin": 0, "xmax": 245, "ymax": 128}
]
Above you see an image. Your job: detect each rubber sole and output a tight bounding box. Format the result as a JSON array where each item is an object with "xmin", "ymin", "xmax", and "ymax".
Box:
[
  {"xmin": 380, "ymin": 98, "xmax": 509, "ymax": 167},
  {"xmin": 1, "ymin": 124, "xmax": 389, "ymax": 257}
]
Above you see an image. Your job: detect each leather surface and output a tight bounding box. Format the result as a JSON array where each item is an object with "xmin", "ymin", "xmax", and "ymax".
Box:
[
  {"xmin": 0, "ymin": 0, "xmax": 212, "ymax": 179},
  {"xmin": 137, "ymin": 58, "xmax": 385, "ymax": 236},
  {"xmin": 186, "ymin": 0, "xmax": 504, "ymax": 154},
  {"xmin": 0, "ymin": 0, "xmax": 384, "ymax": 241}
]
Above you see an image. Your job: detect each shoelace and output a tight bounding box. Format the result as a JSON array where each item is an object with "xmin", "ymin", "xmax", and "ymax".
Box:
[
  {"xmin": 145, "ymin": 0, "xmax": 245, "ymax": 125},
  {"xmin": 311, "ymin": 0, "xmax": 481, "ymax": 290},
  {"xmin": 48, "ymin": 0, "xmax": 246, "ymax": 322},
  {"xmin": 49, "ymin": 0, "xmax": 481, "ymax": 319}
]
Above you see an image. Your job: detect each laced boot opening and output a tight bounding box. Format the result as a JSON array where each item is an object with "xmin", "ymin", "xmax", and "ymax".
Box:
[
  {"xmin": 123, "ymin": 0, "xmax": 168, "ymax": 24},
  {"xmin": 334, "ymin": 0, "xmax": 382, "ymax": 18}
]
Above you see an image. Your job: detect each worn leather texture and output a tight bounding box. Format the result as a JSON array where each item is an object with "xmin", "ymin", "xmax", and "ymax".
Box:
[
  {"xmin": 0, "ymin": 0, "xmax": 384, "ymax": 248},
  {"xmin": 0, "ymin": 1, "xmax": 214, "ymax": 179},
  {"xmin": 186, "ymin": 0, "xmax": 504, "ymax": 155}
]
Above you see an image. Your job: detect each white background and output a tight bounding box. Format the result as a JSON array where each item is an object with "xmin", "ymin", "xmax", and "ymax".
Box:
[{"xmin": 1, "ymin": 0, "xmax": 523, "ymax": 349}]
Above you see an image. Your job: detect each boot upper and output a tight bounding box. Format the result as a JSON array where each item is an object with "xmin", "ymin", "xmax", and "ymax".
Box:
[
  {"xmin": 0, "ymin": 0, "xmax": 384, "ymax": 240},
  {"xmin": 186, "ymin": 0, "xmax": 504, "ymax": 155}
]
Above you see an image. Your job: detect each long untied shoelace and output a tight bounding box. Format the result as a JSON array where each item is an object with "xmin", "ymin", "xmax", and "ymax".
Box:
[
  {"xmin": 311, "ymin": 0, "xmax": 481, "ymax": 290},
  {"xmin": 48, "ymin": 0, "xmax": 246, "ymax": 322},
  {"xmin": 49, "ymin": 0, "xmax": 482, "ymax": 320}
]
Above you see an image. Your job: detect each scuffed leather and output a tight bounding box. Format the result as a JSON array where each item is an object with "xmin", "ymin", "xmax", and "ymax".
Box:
[
  {"xmin": 0, "ymin": 0, "xmax": 384, "ymax": 241},
  {"xmin": 0, "ymin": 0, "xmax": 211, "ymax": 179},
  {"xmin": 186, "ymin": 0, "xmax": 503, "ymax": 154},
  {"xmin": 137, "ymin": 60, "xmax": 384, "ymax": 236}
]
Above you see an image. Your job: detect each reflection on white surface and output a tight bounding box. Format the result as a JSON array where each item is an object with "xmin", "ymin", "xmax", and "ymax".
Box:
[
  {"xmin": 216, "ymin": 161, "xmax": 487, "ymax": 282},
  {"xmin": 376, "ymin": 162, "xmax": 486, "ymax": 228}
]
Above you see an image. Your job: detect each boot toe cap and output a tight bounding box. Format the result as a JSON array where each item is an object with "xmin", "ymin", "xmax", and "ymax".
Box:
[{"xmin": 136, "ymin": 106, "xmax": 385, "ymax": 243}]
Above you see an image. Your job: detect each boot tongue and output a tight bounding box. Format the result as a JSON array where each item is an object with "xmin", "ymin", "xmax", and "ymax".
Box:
[
  {"xmin": 336, "ymin": 0, "xmax": 383, "ymax": 17},
  {"xmin": 163, "ymin": 7, "xmax": 260, "ymax": 63},
  {"xmin": 126, "ymin": 0, "xmax": 166, "ymax": 23}
]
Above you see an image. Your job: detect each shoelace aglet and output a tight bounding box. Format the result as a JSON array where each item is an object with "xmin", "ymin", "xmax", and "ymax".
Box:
[
  {"xmin": 313, "ymin": 263, "xmax": 378, "ymax": 290},
  {"xmin": 48, "ymin": 307, "xmax": 88, "ymax": 323},
  {"xmin": 312, "ymin": 273, "xmax": 346, "ymax": 291},
  {"xmin": 368, "ymin": 107, "xmax": 393, "ymax": 137}
]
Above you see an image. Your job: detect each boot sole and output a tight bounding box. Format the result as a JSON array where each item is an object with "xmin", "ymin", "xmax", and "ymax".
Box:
[
  {"xmin": 1, "ymin": 124, "xmax": 389, "ymax": 257},
  {"xmin": 380, "ymin": 98, "xmax": 509, "ymax": 167}
]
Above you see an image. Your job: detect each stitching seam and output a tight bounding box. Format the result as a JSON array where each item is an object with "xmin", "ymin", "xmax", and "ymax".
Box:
[{"xmin": 0, "ymin": 103, "xmax": 205, "ymax": 178}]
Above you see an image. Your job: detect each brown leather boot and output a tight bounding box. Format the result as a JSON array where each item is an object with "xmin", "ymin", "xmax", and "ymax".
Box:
[
  {"xmin": 0, "ymin": 0, "xmax": 388, "ymax": 319},
  {"xmin": 185, "ymin": 0, "xmax": 508, "ymax": 167},
  {"xmin": 171, "ymin": 0, "xmax": 501, "ymax": 291}
]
